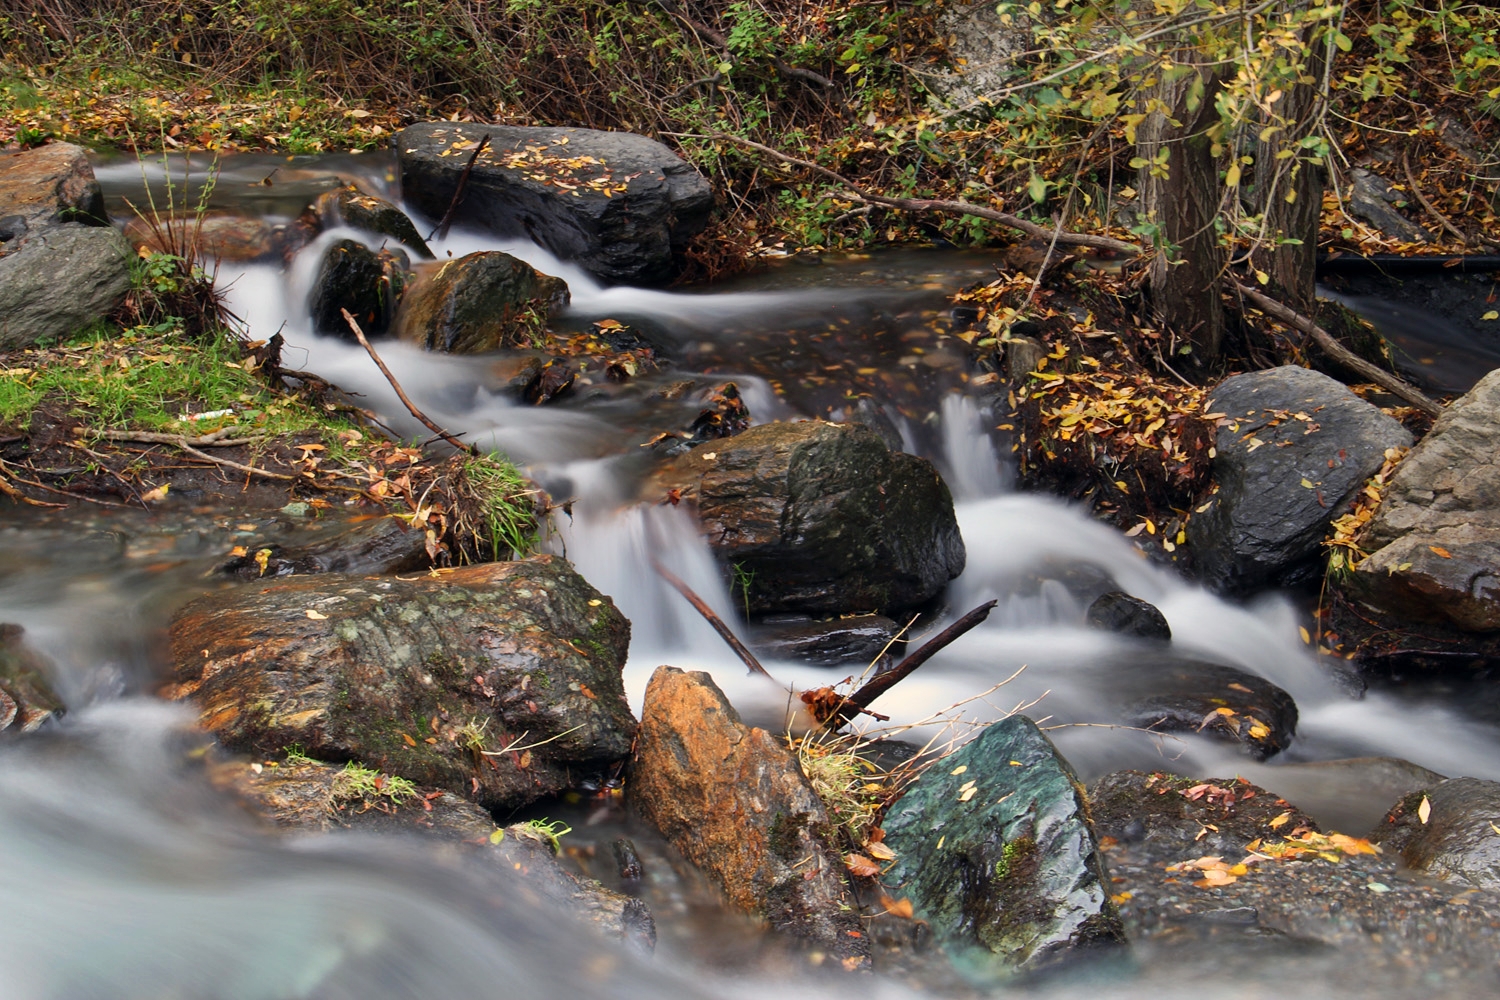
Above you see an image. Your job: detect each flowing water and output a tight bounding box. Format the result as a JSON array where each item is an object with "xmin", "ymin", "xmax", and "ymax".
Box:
[{"xmin": 2, "ymin": 153, "xmax": 1497, "ymax": 998}]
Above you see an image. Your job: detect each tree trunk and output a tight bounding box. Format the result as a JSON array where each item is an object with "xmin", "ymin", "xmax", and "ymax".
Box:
[
  {"xmin": 1248, "ymin": 3, "xmax": 1332, "ymax": 314},
  {"xmin": 1137, "ymin": 55, "xmax": 1227, "ymax": 367}
]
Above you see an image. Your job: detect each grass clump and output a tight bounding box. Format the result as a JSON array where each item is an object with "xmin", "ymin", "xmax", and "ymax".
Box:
[
  {"xmin": 454, "ymin": 453, "xmax": 539, "ymax": 562},
  {"xmin": 515, "ymin": 817, "xmax": 572, "ymax": 855},
  {"xmin": 793, "ymin": 734, "xmax": 888, "ymax": 844},
  {"xmin": 330, "ymin": 761, "xmax": 419, "ymax": 807}
]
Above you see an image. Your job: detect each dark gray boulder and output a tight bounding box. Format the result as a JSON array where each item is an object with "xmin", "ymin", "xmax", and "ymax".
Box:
[
  {"xmin": 1187, "ymin": 366, "xmax": 1412, "ymax": 592},
  {"xmin": 1106, "ymin": 657, "xmax": 1297, "ymax": 760},
  {"xmin": 654, "ymin": 420, "xmax": 966, "ymax": 616},
  {"xmin": 881, "ymin": 715, "xmax": 1124, "ymax": 980},
  {"xmin": 316, "ymin": 184, "xmax": 434, "ymax": 260},
  {"xmin": 165, "ymin": 555, "xmax": 635, "ymax": 812},
  {"xmin": 1371, "ymin": 777, "xmax": 1500, "ymax": 890},
  {"xmin": 397, "ymin": 123, "xmax": 713, "ymax": 286},
  {"xmin": 1348, "ymin": 168, "xmax": 1432, "ymax": 244},
  {"xmin": 393, "ymin": 251, "xmax": 569, "ymax": 354},
  {"xmin": 212, "ymin": 516, "xmax": 433, "ymax": 580},
  {"xmin": 1354, "ymin": 369, "xmax": 1500, "ymax": 631},
  {"xmin": 307, "ymin": 238, "xmax": 397, "ymax": 339},
  {"xmin": 0, "ymin": 223, "xmax": 132, "ymax": 349}
]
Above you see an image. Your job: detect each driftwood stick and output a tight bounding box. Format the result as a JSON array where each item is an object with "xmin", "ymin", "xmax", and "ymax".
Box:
[
  {"xmin": 91, "ymin": 428, "xmax": 266, "ymax": 448},
  {"xmin": 650, "ymin": 557, "xmax": 774, "ymax": 679},
  {"xmin": 178, "ymin": 442, "xmax": 296, "ymax": 481},
  {"xmin": 704, "ymin": 133, "xmax": 1140, "ymax": 255},
  {"xmin": 341, "ymin": 309, "xmax": 474, "ymax": 453},
  {"xmin": 1231, "ymin": 281, "xmax": 1444, "ymax": 417},
  {"xmin": 828, "ymin": 600, "xmax": 999, "ymax": 726},
  {"xmin": 428, "ymin": 133, "xmax": 490, "ymax": 242}
]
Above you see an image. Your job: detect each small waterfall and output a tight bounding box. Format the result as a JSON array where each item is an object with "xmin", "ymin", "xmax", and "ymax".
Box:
[{"xmin": 938, "ymin": 393, "xmax": 1007, "ymax": 500}]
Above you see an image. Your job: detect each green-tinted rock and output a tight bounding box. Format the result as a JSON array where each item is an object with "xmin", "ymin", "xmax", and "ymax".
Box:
[
  {"xmin": 165, "ymin": 555, "xmax": 634, "ymax": 811},
  {"xmin": 655, "ymin": 420, "xmax": 965, "ymax": 616},
  {"xmin": 394, "ymin": 251, "xmax": 569, "ymax": 354},
  {"xmin": 881, "ymin": 715, "xmax": 1123, "ymax": 980},
  {"xmin": 317, "ymin": 185, "xmax": 434, "ymax": 260}
]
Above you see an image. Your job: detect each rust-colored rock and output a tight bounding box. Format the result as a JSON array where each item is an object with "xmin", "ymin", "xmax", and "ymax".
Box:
[
  {"xmin": 0, "ymin": 142, "xmax": 106, "ymax": 229},
  {"xmin": 629, "ymin": 666, "xmax": 868, "ymax": 966},
  {"xmin": 165, "ymin": 555, "xmax": 635, "ymax": 811}
]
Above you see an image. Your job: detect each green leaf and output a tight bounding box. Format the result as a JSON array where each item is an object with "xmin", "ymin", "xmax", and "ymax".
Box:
[
  {"xmin": 1335, "ymin": 30, "xmax": 1352, "ymax": 52},
  {"xmin": 1027, "ymin": 174, "xmax": 1049, "ymax": 203}
]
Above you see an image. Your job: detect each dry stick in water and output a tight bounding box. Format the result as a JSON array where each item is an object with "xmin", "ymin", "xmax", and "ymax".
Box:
[
  {"xmin": 341, "ymin": 309, "xmax": 474, "ymax": 453},
  {"xmin": 1231, "ymin": 282, "xmax": 1443, "ymax": 417},
  {"xmin": 820, "ymin": 600, "xmax": 1000, "ymax": 728},
  {"xmin": 428, "ymin": 133, "xmax": 491, "ymax": 242},
  {"xmin": 649, "ymin": 557, "xmax": 774, "ymax": 679}
]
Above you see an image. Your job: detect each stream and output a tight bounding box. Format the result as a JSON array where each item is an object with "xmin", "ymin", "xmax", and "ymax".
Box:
[{"xmin": 2, "ymin": 151, "xmax": 1497, "ymax": 998}]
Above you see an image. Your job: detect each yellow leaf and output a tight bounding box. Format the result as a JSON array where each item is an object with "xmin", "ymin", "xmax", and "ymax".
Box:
[
  {"xmin": 140, "ymin": 484, "xmax": 169, "ymax": 503},
  {"xmin": 866, "ymin": 842, "xmax": 897, "ymax": 861},
  {"xmin": 1300, "ymin": 478, "xmax": 1315, "ymax": 488},
  {"xmin": 1225, "ymin": 163, "xmax": 1241, "ymax": 188},
  {"xmin": 489, "ymin": 829, "xmax": 505, "ymax": 844},
  {"xmin": 1484, "ymin": 311, "xmax": 1499, "ymax": 321},
  {"xmin": 950, "ymin": 765, "xmax": 968, "ymax": 775},
  {"xmin": 1417, "ymin": 795, "xmax": 1432, "ymax": 824},
  {"xmin": 1269, "ymin": 811, "xmax": 1293, "ymax": 829},
  {"xmin": 878, "ymin": 895, "xmax": 914, "ymax": 918},
  {"xmin": 1298, "ymin": 626, "xmax": 1311, "ymax": 644},
  {"xmin": 304, "ymin": 609, "xmax": 328, "ymax": 620},
  {"xmin": 1428, "ymin": 545, "xmax": 1452, "ymax": 558}
]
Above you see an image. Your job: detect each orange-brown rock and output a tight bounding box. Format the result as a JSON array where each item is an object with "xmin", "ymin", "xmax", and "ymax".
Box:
[
  {"xmin": 165, "ymin": 555, "xmax": 636, "ymax": 811},
  {"xmin": 0, "ymin": 142, "xmax": 106, "ymax": 229},
  {"xmin": 629, "ymin": 666, "xmax": 868, "ymax": 966}
]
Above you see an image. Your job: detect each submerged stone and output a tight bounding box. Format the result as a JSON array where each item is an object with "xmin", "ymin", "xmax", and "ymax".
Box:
[
  {"xmin": 165, "ymin": 555, "xmax": 635, "ymax": 811},
  {"xmin": 1371, "ymin": 777, "xmax": 1500, "ymax": 891},
  {"xmin": 0, "ymin": 624, "xmax": 64, "ymax": 733},
  {"xmin": 880, "ymin": 715, "xmax": 1123, "ymax": 981},
  {"xmin": 316, "ymin": 184, "xmax": 434, "ymax": 259}
]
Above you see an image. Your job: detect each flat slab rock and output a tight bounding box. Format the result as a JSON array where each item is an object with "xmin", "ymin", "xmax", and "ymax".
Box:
[
  {"xmin": 210, "ymin": 754, "xmax": 654, "ymax": 949},
  {"xmin": 1187, "ymin": 366, "xmax": 1411, "ymax": 593},
  {"xmin": 165, "ymin": 555, "xmax": 635, "ymax": 811},
  {"xmin": 880, "ymin": 715, "xmax": 1123, "ymax": 981},
  {"xmin": 655, "ymin": 420, "xmax": 965, "ymax": 617},
  {"xmin": 1354, "ymin": 369, "xmax": 1500, "ymax": 631},
  {"xmin": 629, "ymin": 666, "xmax": 868, "ymax": 967},
  {"xmin": 397, "ymin": 123, "xmax": 713, "ymax": 286}
]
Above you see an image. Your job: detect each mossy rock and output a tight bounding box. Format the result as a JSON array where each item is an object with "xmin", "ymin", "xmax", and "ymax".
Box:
[{"xmin": 394, "ymin": 251, "xmax": 569, "ymax": 354}]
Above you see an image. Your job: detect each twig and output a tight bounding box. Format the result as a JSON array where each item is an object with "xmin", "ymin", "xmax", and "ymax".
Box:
[
  {"xmin": 1230, "ymin": 280, "xmax": 1444, "ymax": 417},
  {"xmin": 90, "ymin": 428, "xmax": 266, "ymax": 448},
  {"xmin": 179, "ymin": 442, "xmax": 296, "ymax": 481},
  {"xmin": 341, "ymin": 309, "xmax": 474, "ymax": 453},
  {"xmin": 427, "ymin": 133, "xmax": 490, "ymax": 242},
  {"xmin": 0, "ymin": 468, "xmax": 64, "ymax": 507},
  {"xmin": 696, "ymin": 132, "xmax": 1140, "ymax": 254},
  {"xmin": 1402, "ymin": 154, "xmax": 1468, "ymax": 247},
  {"xmin": 649, "ymin": 557, "xmax": 773, "ymax": 679},
  {"xmin": 833, "ymin": 601, "xmax": 999, "ymax": 724},
  {"xmin": 0, "ymin": 462, "xmax": 129, "ymax": 507}
]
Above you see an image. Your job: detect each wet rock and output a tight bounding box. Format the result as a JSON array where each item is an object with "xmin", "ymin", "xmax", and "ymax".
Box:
[
  {"xmin": 629, "ymin": 666, "xmax": 868, "ymax": 965},
  {"xmin": 686, "ymin": 382, "xmax": 750, "ymax": 441},
  {"xmin": 1353, "ymin": 369, "xmax": 1500, "ymax": 631},
  {"xmin": 394, "ymin": 251, "xmax": 568, "ymax": 354},
  {"xmin": 123, "ymin": 213, "xmax": 283, "ymax": 262},
  {"xmin": 1187, "ymin": 366, "xmax": 1412, "ymax": 593},
  {"xmin": 316, "ymin": 184, "xmax": 434, "ymax": 259},
  {"xmin": 749, "ymin": 614, "xmax": 901, "ymax": 667},
  {"xmin": 655, "ymin": 420, "xmax": 965, "ymax": 617},
  {"xmin": 1085, "ymin": 591, "xmax": 1171, "ymax": 640},
  {"xmin": 0, "ymin": 142, "xmax": 106, "ymax": 228},
  {"xmin": 164, "ymin": 555, "xmax": 635, "ymax": 811},
  {"xmin": 1252, "ymin": 756, "xmax": 1446, "ymax": 835},
  {"xmin": 881, "ymin": 715, "xmax": 1123, "ymax": 980},
  {"xmin": 397, "ymin": 123, "xmax": 714, "ymax": 286},
  {"xmin": 1348, "ymin": 168, "xmax": 1432, "ymax": 244},
  {"xmin": 308, "ymin": 238, "xmax": 398, "ymax": 339},
  {"xmin": 1088, "ymin": 770, "xmax": 1320, "ymax": 862},
  {"xmin": 1109, "ymin": 657, "xmax": 1297, "ymax": 760},
  {"xmin": 213, "ymin": 516, "xmax": 432, "ymax": 580},
  {"xmin": 0, "ymin": 223, "xmax": 132, "ymax": 349},
  {"xmin": 845, "ymin": 397, "xmax": 903, "ymax": 452},
  {"xmin": 1371, "ymin": 777, "xmax": 1500, "ymax": 890},
  {"xmin": 0, "ymin": 624, "xmax": 65, "ymax": 733},
  {"xmin": 211, "ymin": 755, "xmax": 651, "ymax": 946}
]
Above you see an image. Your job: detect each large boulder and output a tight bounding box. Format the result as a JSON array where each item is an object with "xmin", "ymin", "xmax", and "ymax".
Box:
[
  {"xmin": 881, "ymin": 715, "xmax": 1124, "ymax": 980},
  {"xmin": 307, "ymin": 238, "xmax": 399, "ymax": 339},
  {"xmin": 0, "ymin": 142, "xmax": 107, "ymax": 230},
  {"xmin": 655, "ymin": 420, "xmax": 966, "ymax": 616},
  {"xmin": 1187, "ymin": 366, "xmax": 1412, "ymax": 592},
  {"xmin": 629, "ymin": 666, "xmax": 868, "ymax": 966},
  {"xmin": 393, "ymin": 251, "xmax": 569, "ymax": 354},
  {"xmin": 397, "ymin": 123, "xmax": 713, "ymax": 286},
  {"xmin": 1370, "ymin": 777, "xmax": 1500, "ymax": 890},
  {"xmin": 1353, "ymin": 369, "xmax": 1500, "ymax": 631},
  {"xmin": 163, "ymin": 555, "xmax": 635, "ymax": 811},
  {"xmin": 0, "ymin": 223, "xmax": 132, "ymax": 349}
]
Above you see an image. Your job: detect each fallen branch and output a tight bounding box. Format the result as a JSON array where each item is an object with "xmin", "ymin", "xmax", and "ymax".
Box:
[
  {"xmin": 342, "ymin": 309, "xmax": 474, "ymax": 453},
  {"xmin": 650, "ymin": 557, "xmax": 774, "ymax": 679},
  {"xmin": 91, "ymin": 428, "xmax": 265, "ymax": 448},
  {"xmin": 828, "ymin": 600, "xmax": 999, "ymax": 726},
  {"xmin": 700, "ymin": 132, "xmax": 1140, "ymax": 255},
  {"xmin": 0, "ymin": 467, "xmax": 64, "ymax": 507},
  {"xmin": 1403, "ymin": 155, "xmax": 1468, "ymax": 247},
  {"xmin": 1230, "ymin": 281, "xmax": 1443, "ymax": 417},
  {"xmin": 429, "ymin": 133, "xmax": 490, "ymax": 242}
]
